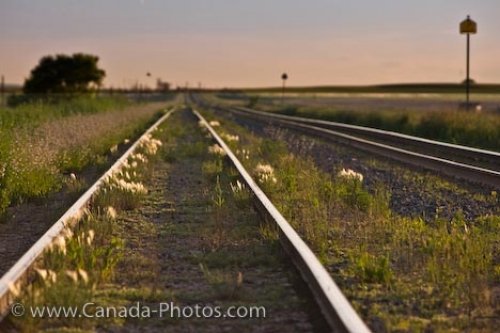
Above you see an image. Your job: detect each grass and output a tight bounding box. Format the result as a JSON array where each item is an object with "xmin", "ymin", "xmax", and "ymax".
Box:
[
  {"xmin": 210, "ymin": 92, "xmax": 500, "ymax": 151},
  {"xmin": 198, "ymin": 107, "xmax": 500, "ymax": 332},
  {"xmin": 0, "ymin": 96, "xmax": 169, "ymax": 213},
  {"xmin": 279, "ymin": 106, "xmax": 500, "ymax": 151},
  {"xmin": 6, "ymin": 123, "xmax": 164, "ymax": 332},
  {"xmin": 219, "ymin": 83, "xmax": 500, "ymax": 94},
  {"xmin": 0, "ymin": 95, "xmax": 129, "ymax": 129},
  {"xmin": 9, "ymin": 209, "xmax": 125, "ymax": 331}
]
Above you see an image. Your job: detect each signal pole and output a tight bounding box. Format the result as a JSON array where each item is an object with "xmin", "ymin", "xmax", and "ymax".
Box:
[
  {"xmin": 460, "ymin": 15, "xmax": 477, "ymax": 110},
  {"xmin": 281, "ymin": 73, "xmax": 288, "ymax": 105}
]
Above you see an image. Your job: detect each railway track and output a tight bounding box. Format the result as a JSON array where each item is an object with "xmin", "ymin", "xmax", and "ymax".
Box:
[
  {"xmin": 192, "ymin": 95, "xmax": 500, "ymax": 188},
  {"xmin": 0, "ymin": 107, "xmax": 177, "ymax": 320},
  {"xmin": 0, "ymin": 106, "xmax": 372, "ymax": 332},
  {"xmin": 195, "ymin": 110, "xmax": 371, "ymax": 333}
]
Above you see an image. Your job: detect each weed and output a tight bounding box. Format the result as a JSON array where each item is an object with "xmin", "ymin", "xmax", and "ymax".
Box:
[
  {"xmin": 353, "ymin": 251, "xmax": 393, "ymax": 285},
  {"xmin": 199, "ymin": 263, "xmax": 243, "ymax": 300},
  {"xmin": 198, "ymin": 107, "xmax": 500, "ymax": 332}
]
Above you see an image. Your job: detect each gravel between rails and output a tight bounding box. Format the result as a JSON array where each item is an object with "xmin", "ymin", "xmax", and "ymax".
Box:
[
  {"xmin": 216, "ymin": 112, "xmax": 498, "ymax": 222},
  {"xmin": 96, "ymin": 109, "xmax": 327, "ymax": 332}
]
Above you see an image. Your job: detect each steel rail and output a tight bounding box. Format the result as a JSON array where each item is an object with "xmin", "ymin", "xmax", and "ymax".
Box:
[
  {"xmin": 231, "ymin": 106, "xmax": 500, "ymax": 170},
  {"xmin": 0, "ymin": 107, "xmax": 177, "ymax": 319},
  {"xmin": 209, "ymin": 105, "xmax": 500, "ymax": 188},
  {"xmin": 193, "ymin": 109, "xmax": 372, "ymax": 333}
]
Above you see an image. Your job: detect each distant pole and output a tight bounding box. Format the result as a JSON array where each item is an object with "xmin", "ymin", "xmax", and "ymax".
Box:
[
  {"xmin": 460, "ymin": 15, "xmax": 477, "ymax": 110},
  {"xmin": 466, "ymin": 33, "xmax": 470, "ymax": 107},
  {"xmin": 281, "ymin": 73, "xmax": 288, "ymax": 105}
]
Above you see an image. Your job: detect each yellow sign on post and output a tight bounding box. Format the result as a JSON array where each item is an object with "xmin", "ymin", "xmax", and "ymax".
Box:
[{"xmin": 460, "ymin": 16, "xmax": 477, "ymax": 34}]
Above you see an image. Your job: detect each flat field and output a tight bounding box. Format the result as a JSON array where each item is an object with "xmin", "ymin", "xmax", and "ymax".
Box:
[{"xmin": 210, "ymin": 92, "xmax": 500, "ymax": 151}]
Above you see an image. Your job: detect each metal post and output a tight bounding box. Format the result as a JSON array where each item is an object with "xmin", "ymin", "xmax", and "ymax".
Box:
[
  {"xmin": 281, "ymin": 73, "xmax": 288, "ymax": 105},
  {"xmin": 281, "ymin": 79, "xmax": 285, "ymax": 105},
  {"xmin": 460, "ymin": 15, "xmax": 477, "ymax": 111},
  {"xmin": 466, "ymin": 33, "xmax": 470, "ymax": 110}
]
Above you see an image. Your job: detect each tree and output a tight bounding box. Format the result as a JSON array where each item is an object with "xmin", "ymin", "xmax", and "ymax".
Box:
[{"xmin": 23, "ymin": 53, "xmax": 106, "ymax": 94}]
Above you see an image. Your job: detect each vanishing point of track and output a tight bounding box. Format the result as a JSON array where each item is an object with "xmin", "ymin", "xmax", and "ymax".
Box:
[{"xmin": 0, "ymin": 105, "xmax": 372, "ymax": 333}]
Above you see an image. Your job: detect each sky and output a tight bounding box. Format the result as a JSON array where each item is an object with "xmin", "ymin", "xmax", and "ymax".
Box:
[{"xmin": 1, "ymin": 0, "xmax": 499, "ymax": 88}]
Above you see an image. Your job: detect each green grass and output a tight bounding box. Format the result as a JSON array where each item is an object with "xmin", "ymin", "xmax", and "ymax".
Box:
[
  {"xmin": 210, "ymin": 92, "xmax": 500, "ymax": 151},
  {"xmin": 198, "ymin": 107, "xmax": 499, "ymax": 332},
  {"xmin": 276, "ymin": 106, "xmax": 500, "ymax": 151},
  {"xmin": 0, "ymin": 96, "xmax": 129, "ymax": 129},
  {"xmin": 0, "ymin": 97, "xmax": 168, "ymax": 213},
  {"xmin": 220, "ymin": 83, "xmax": 500, "ymax": 94},
  {"xmin": 6, "ymin": 125, "xmax": 164, "ymax": 332}
]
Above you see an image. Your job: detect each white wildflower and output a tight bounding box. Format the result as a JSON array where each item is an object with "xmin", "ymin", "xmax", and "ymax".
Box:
[
  {"xmin": 208, "ymin": 144, "xmax": 226, "ymax": 156},
  {"xmin": 35, "ymin": 268, "xmax": 48, "ymax": 281},
  {"xmin": 86, "ymin": 229, "xmax": 95, "ymax": 246},
  {"xmin": 78, "ymin": 269, "xmax": 89, "ymax": 284},
  {"xmin": 255, "ymin": 163, "xmax": 274, "ymax": 175},
  {"xmin": 338, "ymin": 168, "xmax": 364, "ymax": 182},
  {"xmin": 131, "ymin": 153, "xmax": 148, "ymax": 163},
  {"xmin": 221, "ymin": 133, "xmax": 239, "ymax": 142},
  {"xmin": 81, "ymin": 208, "xmax": 91, "ymax": 218},
  {"xmin": 209, "ymin": 120, "xmax": 220, "ymax": 127},
  {"xmin": 47, "ymin": 270, "xmax": 57, "ymax": 284},
  {"xmin": 230, "ymin": 180, "xmax": 245, "ymax": 193},
  {"xmin": 69, "ymin": 173, "xmax": 77, "ymax": 181},
  {"xmin": 106, "ymin": 206, "xmax": 117, "ymax": 220},
  {"xmin": 54, "ymin": 236, "xmax": 67, "ymax": 255},
  {"xmin": 140, "ymin": 134, "xmax": 162, "ymax": 155},
  {"xmin": 62, "ymin": 227, "xmax": 74, "ymax": 240},
  {"xmin": 124, "ymin": 139, "xmax": 130, "ymax": 144},
  {"xmin": 65, "ymin": 270, "xmax": 78, "ymax": 284},
  {"xmin": 236, "ymin": 149, "xmax": 250, "ymax": 160},
  {"xmin": 8, "ymin": 282, "xmax": 20, "ymax": 298},
  {"xmin": 110, "ymin": 145, "xmax": 118, "ymax": 153},
  {"xmin": 255, "ymin": 163, "xmax": 277, "ymax": 184}
]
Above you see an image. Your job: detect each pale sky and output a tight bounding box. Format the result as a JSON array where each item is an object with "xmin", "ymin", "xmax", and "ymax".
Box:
[{"xmin": 1, "ymin": 0, "xmax": 499, "ymax": 88}]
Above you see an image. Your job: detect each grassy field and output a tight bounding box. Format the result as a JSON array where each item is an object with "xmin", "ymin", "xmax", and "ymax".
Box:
[
  {"xmin": 225, "ymin": 83, "xmax": 500, "ymax": 95},
  {"xmin": 0, "ymin": 96, "xmax": 174, "ymax": 213},
  {"xmin": 210, "ymin": 92, "xmax": 500, "ymax": 151},
  {"xmin": 198, "ymin": 107, "xmax": 499, "ymax": 332}
]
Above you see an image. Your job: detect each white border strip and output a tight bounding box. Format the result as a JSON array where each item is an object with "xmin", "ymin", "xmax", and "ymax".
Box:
[
  {"xmin": 194, "ymin": 109, "xmax": 371, "ymax": 333},
  {"xmin": 0, "ymin": 107, "xmax": 176, "ymax": 316}
]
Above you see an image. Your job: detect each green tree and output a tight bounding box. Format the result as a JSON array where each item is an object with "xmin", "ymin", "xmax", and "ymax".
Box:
[{"xmin": 23, "ymin": 53, "xmax": 106, "ymax": 94}]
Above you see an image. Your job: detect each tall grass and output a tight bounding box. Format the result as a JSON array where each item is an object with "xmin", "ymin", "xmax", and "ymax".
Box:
[
  {"xmin": 8, "ymin": 126, "xmax": 164, "ymax": 332},
  {"xmin": 277, "ymin": 106, "xmax": 500, "ymax": 151},
  {"xmin": 0, "ymin": 97, "xmax": 164, "ymax": 213},
  {"xmin": 210, "ymin": 92, "xmax": 500, "ymax": 151},
  {"xmin": 0, "ymin": 96, "xmax": 129, "ymax": 129}
]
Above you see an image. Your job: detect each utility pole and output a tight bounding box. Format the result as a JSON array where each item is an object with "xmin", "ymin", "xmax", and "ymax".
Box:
[
  {"xmin": 281, "ymin": 73, "xmax": 288, "ymax": 105},
  {"xmin": 460, "ymin": 15, "xmax": 477, "ymax": 110}
]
